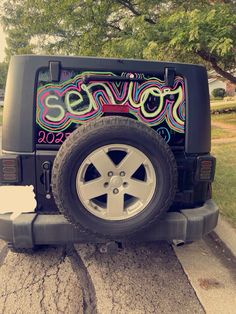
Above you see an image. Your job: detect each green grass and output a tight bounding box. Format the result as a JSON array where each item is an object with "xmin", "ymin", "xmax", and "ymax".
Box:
[
  {"xmin": 212, "ymin": 112, "xmax": 236, "ymax": 127},
  {"xmin": 211, "ymin": 101, "xmax": 236, "ymax": 111},
  {"xmin": 211, "ymin": 125, "xmax": 234, "ymax": 139},
  {"xmin": 212, "ymin": 142, "xmax": 236, "ymax": 226},
  {"xmin": 211, "ymin": 112, "xmax": 236, "ymax": 225},
  {"xmin": 210, "ymin": 98, "xmax": 223, "ymax": 102},
  {"xmin": 211, "ymin": 100, "xmax": 236, "ymax": 106},
  {"xmin": 0, "ymin": 108, "xmax": 2, "ymax": 126}
]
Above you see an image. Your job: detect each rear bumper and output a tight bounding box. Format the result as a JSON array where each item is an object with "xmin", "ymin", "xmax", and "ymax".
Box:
[{"xmin": 0, "ymin": 200, "xmax": 219, "ymax": 249}]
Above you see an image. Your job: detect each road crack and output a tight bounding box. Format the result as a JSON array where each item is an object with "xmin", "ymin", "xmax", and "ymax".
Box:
[
  {"xmin": 0, "ymin": 271, "xmax": 58, "ymax": 298},
  {"xmin": 0, "ymin": 248, "xmax": 67, "ymax": 299},
  {"xmin": 66, "ymin": 245, "xmax": 97, "ymax": 314}
]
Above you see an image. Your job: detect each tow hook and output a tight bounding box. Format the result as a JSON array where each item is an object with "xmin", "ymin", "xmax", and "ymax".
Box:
[{"xmin": 98, "ymin": 241, "xmax": 123, "ymax": 254}]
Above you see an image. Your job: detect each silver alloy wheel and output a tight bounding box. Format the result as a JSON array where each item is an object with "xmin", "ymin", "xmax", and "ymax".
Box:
[{"xmin": 76, "ymin": 144, "xmax": 156, "ymax": 221}]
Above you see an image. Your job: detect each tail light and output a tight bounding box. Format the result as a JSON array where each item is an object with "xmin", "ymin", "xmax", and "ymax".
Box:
[
  {"xmin": 195, "ymin": 156, "xmax": 216, "ymax": 182},
  {"xmin": 0, "ymin": 155, "xmax": 21, "ymax": 183}
]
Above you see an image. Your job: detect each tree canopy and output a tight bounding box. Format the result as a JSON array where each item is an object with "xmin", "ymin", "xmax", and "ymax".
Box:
[{"xmin": 0, "ymin": 0, "xmax": 235, "ymax": 83}]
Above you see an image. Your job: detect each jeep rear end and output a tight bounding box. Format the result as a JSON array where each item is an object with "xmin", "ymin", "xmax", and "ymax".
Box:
[{"xmin": 0, "ymin": 55, "xmax": 218, "ymax": 250}]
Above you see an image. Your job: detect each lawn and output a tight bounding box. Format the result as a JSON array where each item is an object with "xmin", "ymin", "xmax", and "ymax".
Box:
[
  {"xmin": 211, "ymin": 125, "xmax": 235, "ymax": 140},
  {"xmin": 210, "ymin": 97, "xmax": 236, "ymax": 108},
  {"xmin": 211, "ymin": 112, "xmax": 236, "ymax": 127},
  {"xmin": 210, "ymin": 100, "xmax": 236, "ymax": 115},
  {"xmin": 0, "ymin": 108, "xmax": 3, "ymax": 126},
  {"xmin": 211, "ymin": 100, "xmax": 236, "ymax": 109},
  {"xmin": 211, "ymin": 112, "xmax": 236, "ymax": 140},
  {"xmin": 212, "ymin": 142, "xmax": 236, "ymax": 227},
  {"xmin": 211, "ymin": 112, "xmax": 236, "ymax": 226}
]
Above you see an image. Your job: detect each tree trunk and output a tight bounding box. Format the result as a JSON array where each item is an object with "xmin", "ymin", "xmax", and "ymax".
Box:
[
  {"xmin": 197, "ymin": 50, "xmax": 236, "ymax": 84},
  {"xmin": 211, "ymin": 63, "xmax": 236, "ymax": 84}
]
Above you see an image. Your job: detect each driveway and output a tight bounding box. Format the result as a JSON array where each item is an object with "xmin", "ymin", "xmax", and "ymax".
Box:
[{"xmin": 0, "ymin": 243, "xmax": 203, "ymax": 314}]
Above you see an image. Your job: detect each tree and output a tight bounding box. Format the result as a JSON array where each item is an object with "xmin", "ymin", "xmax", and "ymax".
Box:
[
  {"xmin": 0, "ymin": 0, "xmax": 235, "ymax": 83},
  {"xmin": 0, "ymin": 62, "xmax": 8, "ymax": 89}
]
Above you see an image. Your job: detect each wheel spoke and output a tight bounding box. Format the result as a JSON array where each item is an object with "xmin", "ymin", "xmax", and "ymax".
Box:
[
  {"xmin": 89, "ymin": 149, "xmax": 115, "ymax": 176},
  {"xmin": 126, "ymin": 179, "xmax": 153, "ymax": 202},
  {"xmin": 107, "ymin": 192, "xmax": 125, "ymax": 218},
  {"xmin": 118, "ymin": 149, "xmax": 146, "ymax": 177},
  {"xmin": 78, "ymin": 177, "xmax": 105, "ymax": 200}
]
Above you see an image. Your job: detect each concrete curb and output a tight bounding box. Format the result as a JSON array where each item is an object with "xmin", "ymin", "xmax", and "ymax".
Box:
[{"xmin": 213, "ymin": 215, "xmax": 236, "ymax": 259}]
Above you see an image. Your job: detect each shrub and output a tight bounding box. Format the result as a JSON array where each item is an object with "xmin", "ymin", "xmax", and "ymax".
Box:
[{"xmin": 212, "ymin": 88, "xmax": 226, "ymax": 99}]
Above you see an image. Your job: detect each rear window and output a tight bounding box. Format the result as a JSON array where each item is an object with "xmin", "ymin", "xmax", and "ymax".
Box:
[{"xmin": 36, "ymin": 68, "xmax": 185, "ymax": 147}]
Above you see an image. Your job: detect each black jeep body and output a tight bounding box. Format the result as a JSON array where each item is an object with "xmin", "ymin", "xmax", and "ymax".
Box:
[{"xmin": 0, "ymin": 55, "xmax": 218, "ymax": 249}]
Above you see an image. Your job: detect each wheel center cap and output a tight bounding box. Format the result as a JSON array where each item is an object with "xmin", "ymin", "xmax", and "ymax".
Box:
[{"xmin": 110, "ymin": 176, "xmax": 123, "ymax": 188}]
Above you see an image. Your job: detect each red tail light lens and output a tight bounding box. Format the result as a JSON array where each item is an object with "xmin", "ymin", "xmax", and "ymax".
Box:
[
  {"xmin": 0, "ymin": 155, "xmax": 21, "ymax": 183},
  {"xmin": 102, "ymin": 104, "xmax": 129, "ymax": 113},
  {"xmin": 195, "ymin": 156, "xmax": 216, "ymax": 182}
]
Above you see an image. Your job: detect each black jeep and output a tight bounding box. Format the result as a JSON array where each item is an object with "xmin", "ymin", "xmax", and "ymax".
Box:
[{"xmin": 0, "ymin": 55, "xmax": 218, "ymax": 250}]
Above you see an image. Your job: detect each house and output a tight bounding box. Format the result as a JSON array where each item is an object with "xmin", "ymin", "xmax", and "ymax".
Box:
[{"xmin": 208, "ymin": 72, "xmax": 236, "ymax": 97}]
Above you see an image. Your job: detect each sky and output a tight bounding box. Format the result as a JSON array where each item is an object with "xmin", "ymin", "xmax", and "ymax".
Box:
[{"xmin": 0, "ymin": 24, "xmax": 6, "ymax": 62}]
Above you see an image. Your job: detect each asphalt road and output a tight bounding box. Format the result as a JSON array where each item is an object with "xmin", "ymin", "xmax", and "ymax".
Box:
[
  {"xmin": 1, "ymin": 233, "xmax": 236, "ymax": 314},
  {"xmin": 0, "ymin": 242, "xmax": 204, "ymax": 314}
]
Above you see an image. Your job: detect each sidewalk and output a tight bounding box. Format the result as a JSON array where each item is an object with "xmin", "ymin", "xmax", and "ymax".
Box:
[
  {"xmin": 173, "ymin": 213, "xmax": 236, "ymax": 314},
  {"xmin": 174, "ymin": 231, "xmax": 236, "ymax": 314},
  {"xmin": 213, "ymin": 215, "xmax": 236, "ymax": 258}
]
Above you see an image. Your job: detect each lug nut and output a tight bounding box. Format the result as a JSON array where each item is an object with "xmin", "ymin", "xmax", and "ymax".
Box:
[
  {"xmin": 104, "ymin": 182, "xmax": 109, "ymax": 188},
  {"xmin": 120, "ymin": 171, "xmax": 125, "ymax": 177},
  {"xmin": 113, "ymin": 188, "xmax": 119, "ymax": 194},
  {"xmin": 108, "ymin": 171, "xmax": 113, "ymax": 177}
]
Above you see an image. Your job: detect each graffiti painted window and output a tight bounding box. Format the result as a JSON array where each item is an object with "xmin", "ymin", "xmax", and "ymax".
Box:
[{"xmin": 36, "ymin": 69, "xmax": 185, "ymax": 146}]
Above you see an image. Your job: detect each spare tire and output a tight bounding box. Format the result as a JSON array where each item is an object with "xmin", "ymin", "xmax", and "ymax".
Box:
[{"xmin": 52, "ymin": 116, "xmax": 177, "ymax": 238}]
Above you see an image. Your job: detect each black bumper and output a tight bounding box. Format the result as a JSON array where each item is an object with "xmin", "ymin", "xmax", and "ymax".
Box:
[{"xmin": 0, "ymin": 200, "xmax": 219, "ymax": 249}]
